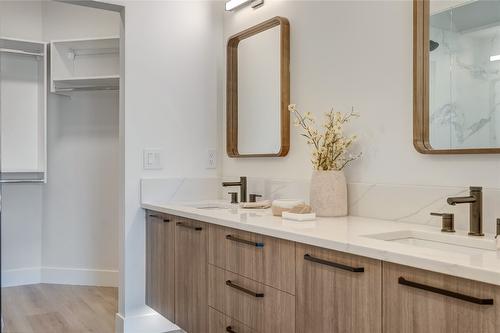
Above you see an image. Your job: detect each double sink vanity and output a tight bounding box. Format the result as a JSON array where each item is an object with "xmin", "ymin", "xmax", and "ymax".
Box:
[{"xmin": 142, "ymin": 184, "xmax": 500, "ymax": 333}]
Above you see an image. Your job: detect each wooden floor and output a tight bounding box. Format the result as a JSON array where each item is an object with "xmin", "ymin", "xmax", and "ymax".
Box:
[{"xmin": 1, "ymin": 283, "xmax": 118, "ymax": 333}]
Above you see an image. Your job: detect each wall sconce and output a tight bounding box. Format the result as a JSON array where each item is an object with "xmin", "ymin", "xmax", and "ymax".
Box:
[{"xmin": 225, "ymin": 0, "xmax": 264, "ymax": 11}]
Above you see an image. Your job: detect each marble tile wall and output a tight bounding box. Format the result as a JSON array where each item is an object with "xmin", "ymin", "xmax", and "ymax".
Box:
[{"xmin": 141, "ymin": 177, "xmax": 500, "ymax": 235}]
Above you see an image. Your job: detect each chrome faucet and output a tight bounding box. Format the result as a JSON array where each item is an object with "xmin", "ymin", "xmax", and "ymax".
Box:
[
  {"xmin": 222, "ymin": 176, "xmax": 247, "ymax": 203},
  {"xmin": 447, "ymin": 187, "xmax": 483, "ymax": 236}
]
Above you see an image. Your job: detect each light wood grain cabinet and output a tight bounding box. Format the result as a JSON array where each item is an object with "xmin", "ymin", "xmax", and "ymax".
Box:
[
  {"xmin": 208, "ymin": 224, "xmax": 295, "ymax": 294},
  {"xmin": 383, "ymin": 262, "xmax": 500, "ymax": 333},
  {"xmin": 295, "ymin": 243, "xmax": 382, "ymax": 333},
  {"xmin": 146, "ymin": 210, "xmax": 500, "ymax": 333},
  {"xmin": 208, "ymin": 264, "xmax": 295, "ymax": 333},
  {"xmin": 174, "ymin": 218, "xmax": 208, "ymax": 333},
  {"xmin": 208, "ymin": 307, "xmax": 256, "ymax": 333},
  {"xmin": 145, "ymin": 211, "xmax": 175, "ymax": 322}
]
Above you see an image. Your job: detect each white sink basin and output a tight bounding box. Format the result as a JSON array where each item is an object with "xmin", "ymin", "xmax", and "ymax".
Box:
[
  {"xmin": 185, "ymin": 202, "xmax": 235, "ymax": 210},
  {"xmin": 364, "ymin": 230, "xmax": 496, "ymax": 255}
]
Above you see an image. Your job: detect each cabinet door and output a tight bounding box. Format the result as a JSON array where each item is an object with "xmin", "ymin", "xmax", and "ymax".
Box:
[
  {"xmin": 175, "ymin": 218, "xmax": 208, "ymax": 333},
  {"xmin": 145, "ymin": 211, "xmax": 175, "ymax": 322},
  {"xmin": 383, "ymin": 262, "xmax": 500, "ymax": 333},
  {"xmin": 295, "ymin": 243, "xmax": 382, "ymax": 333}
]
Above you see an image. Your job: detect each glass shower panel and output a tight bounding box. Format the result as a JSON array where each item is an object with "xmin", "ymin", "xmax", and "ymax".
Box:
[{"xmin": 429, "ymin": 0, "xmax": 500, "ymax": 150}]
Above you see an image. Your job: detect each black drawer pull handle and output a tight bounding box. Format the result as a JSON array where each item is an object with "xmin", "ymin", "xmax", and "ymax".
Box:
[
  {"xmin": 225, "ymin": 280, "xmax": 264, "ymax": 298},
  {"xmin": 176, "ymin": 222, "xmax": 202, "ymax": 231},
  {"xmin": 226, "ymin": 235, "xmax": 264, "ymax": 248},
  {"xmin": 398, "ymin": 277, "xmax": 494, "ymax": 305},
  {"xmin": 148, "ymin": 215, "xmax": 170, "ymax": 223},
  {"xmin": 304, "ymin": 254, "xmax": 364, "ymax": 272},
  {"xmin": 226, "ymin": 326, "xmax": 237, "ymax": 333}
]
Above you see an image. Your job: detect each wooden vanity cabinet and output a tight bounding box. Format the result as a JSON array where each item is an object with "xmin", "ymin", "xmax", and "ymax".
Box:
[
  {"xmin": 146, "ymin": 210, "xmax": 500, "ymax": 333},
  {"xmin": 145, "ymin": 211, "xmax": 176, "ymax": 322},
  {"xmin": 174, "ymin": 217, "xmax": 208, "ymax": 333},
  {"xmin": 383, "ymin": 262, "xmax": 500, "ymax": 333},
  {"xmin": 295, "ymin": 243, "xmax": 382, "ymax": 333}
]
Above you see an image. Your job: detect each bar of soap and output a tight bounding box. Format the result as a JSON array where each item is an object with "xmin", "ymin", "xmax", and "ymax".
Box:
[
  {"xmin": 282, "ymin": 212, "xmax": 316, "ymax": 221},
  {"xmin": 271, "ymin": 199, "xmax": 305, "ymax": 216}
]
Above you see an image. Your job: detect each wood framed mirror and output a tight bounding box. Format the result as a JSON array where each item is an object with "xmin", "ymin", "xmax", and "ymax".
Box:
[
  {"xmin": 226, "ymin": 16, "xmax": 290, "ymax": 158},
  {"xmin": 414, "ymin": 0, "xmax": 500, "ymax": 154}
]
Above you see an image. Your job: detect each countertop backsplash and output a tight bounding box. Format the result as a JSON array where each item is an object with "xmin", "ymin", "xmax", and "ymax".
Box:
[{"xmin": 141, "ymin": 177, "xmax": 500, "ymax": 235}]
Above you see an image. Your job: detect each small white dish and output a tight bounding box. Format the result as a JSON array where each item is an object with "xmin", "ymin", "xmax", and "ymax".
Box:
[{"xmin": 282, "ymin": 211, "xmax": 316, "ymax": 221}]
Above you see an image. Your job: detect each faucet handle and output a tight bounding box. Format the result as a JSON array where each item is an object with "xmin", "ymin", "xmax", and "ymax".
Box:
[
  {"xmin": 430, "ymin": 212, "xmax": 455, "ymax": 233},
  {"xmin": 228, "ymin": 192, "xmax": 238, "ymax": 204},
  {"xmin": 249, "ymin": 194, "xmax": 262, "ymax": 203}
]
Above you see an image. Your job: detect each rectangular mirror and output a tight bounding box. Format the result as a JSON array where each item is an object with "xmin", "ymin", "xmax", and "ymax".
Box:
[
  {"xmin": 227, "ymin": 17, "xmax": 290, "ymax": 157},
  {"xmin": 414, "ymin": 0, "xmax": 500, "ymax": 153}
]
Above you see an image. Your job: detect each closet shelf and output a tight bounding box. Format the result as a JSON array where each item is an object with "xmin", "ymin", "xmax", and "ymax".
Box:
[
  {"xmin": 50, "ymin": 37, "xmax": 120, "ymax": 93},
  {"xmin": 0, "ymin": 37, "xmax": 46, "ymax": 55},
  {"xmin": 53, "ymin": 75, "xmax": 119, "ymax": 92}
]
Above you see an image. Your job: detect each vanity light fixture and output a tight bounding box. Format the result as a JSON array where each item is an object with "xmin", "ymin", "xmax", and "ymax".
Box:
[
  {"xmin": 490, "ymin": 55, "xmax": 500, "ymax": 62},
  {"xmin": 225, "ymin": 0, "xmax": 263, "ymax": 11}
]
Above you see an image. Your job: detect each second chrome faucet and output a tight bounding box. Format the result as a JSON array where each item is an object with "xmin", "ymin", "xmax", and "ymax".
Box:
[{"xmin": 447, "ymin": 186, "xmax": 483, "ymax": 236}]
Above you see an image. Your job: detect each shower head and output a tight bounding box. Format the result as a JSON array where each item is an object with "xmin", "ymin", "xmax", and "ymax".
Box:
[{"xmin": 430, "ymin": 40, "xmax": 439, "ymax": 52}]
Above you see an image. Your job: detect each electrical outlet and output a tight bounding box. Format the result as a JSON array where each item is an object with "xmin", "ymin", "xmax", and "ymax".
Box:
[
  {"xmin": 206, "ymin": 149, "xmax": 216, "ymax": 169},
  {"xmin": 143, "ymin": 149, "xmax": 162, "ymax": 170}
]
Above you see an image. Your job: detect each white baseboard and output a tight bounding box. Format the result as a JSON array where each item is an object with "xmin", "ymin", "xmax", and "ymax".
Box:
[
  {"xmin": 42, "ymin": 267, "xmax": 118, "ymax": 286},
  {"xmin": 115, "ymin": 308, "xmax": 180, "ymax": 333},
  {"xmin": 1, "ymin": 267, "xmax": 41, "ymax": 287},
  {"xmin": 2, "ymin": 266, "xmax": 118, "ymax": 287}
]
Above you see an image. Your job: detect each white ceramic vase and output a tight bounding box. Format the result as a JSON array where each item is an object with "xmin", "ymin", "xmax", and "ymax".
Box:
[{"xmin": 309, "ymin": 170, "xmax": 348, "ymax": 217}]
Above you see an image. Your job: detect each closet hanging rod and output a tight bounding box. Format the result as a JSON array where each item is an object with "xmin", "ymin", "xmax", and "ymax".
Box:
[
  {"xmin": 0, "ymin": 179, "xmax": 45, "ymax": 184},
  {"xmin": 55, "ymin": 86, "xmax": 119, "ymax": 92},
  {"xmin": 0, "ymin": 48, "xmax": 43, "ymax": 57},
  {"xmin": 69, "ymin": 48, "xmax": 118, "ymax": 57}
]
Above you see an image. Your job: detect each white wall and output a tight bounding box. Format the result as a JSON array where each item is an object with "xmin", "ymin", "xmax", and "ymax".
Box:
[
  {"xmin": 0, "ymin": 1, "xmax": 43, "ymax": 40},
  {"xmin": 41, "ymin": 1, "xmax": 120, "ymax": 285},
  {"xmin": 112, "ymin": 0, "xmax": 223, "ymax": 327},
  {"xmin": 222, "ymin": 1, "xmax": 500, "ymax": 188}
]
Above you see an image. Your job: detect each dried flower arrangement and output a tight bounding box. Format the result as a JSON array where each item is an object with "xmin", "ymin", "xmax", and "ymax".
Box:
[{"xmin": 288, "ymin": 104, "xmax": 361, "ymax": 171}]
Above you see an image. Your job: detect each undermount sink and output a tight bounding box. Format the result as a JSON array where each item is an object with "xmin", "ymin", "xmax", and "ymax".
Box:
[
  {"xmin": 364, "ymin": 230, "xmax": 496, "ymax": 255},
  {"xmin": 185, "ymin": 202, "xmax": 235, "ymax": 210}
]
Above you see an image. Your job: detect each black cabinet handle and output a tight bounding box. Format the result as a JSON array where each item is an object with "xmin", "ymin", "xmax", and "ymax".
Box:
[
  {"xmin": 304, "ymin": 254, "xmax": 364, "ymax": 272},
  {"xmin": 226, "ymin": 326, "xmax": 237, "ymax": 333},
  {"xmin": 226, "ymin": 280, "xmax": 264, "ymax": 298},
  {"xmin": 176, "ymin": 222, "xmax": 202, "ymax": 231},
  {"xmin": 226, "ymin": 235, "xmax": 264, "ymax": 248},
  {"xmin": 148, "ymin": 214, "xmax": 170, "ymax": 223},
  {"xmin": 398, "ymin": 277, "xmax": 494, "ymax": 305}
]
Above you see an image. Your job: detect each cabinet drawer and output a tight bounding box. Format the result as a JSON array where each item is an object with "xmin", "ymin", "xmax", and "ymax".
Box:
[
  {"xmin": 208, "ymin": 265, "xmax": 295, "ymax": 333},
  {"xmin": 383, "ymin": 262, "xmax": 500, "ymax": 333},
  {"xmin": 209, "ymin": 307, "xmax": 256, "ymax": 333},
  {"xmin": 296, "ymin": 243, "xmax": 382, "ymax": 333},
  {"xmin": 208, "ymin": 224, "xmax": 295, "ymax": 294}
]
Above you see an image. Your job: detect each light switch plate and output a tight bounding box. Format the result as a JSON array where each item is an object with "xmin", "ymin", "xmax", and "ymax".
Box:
[{"xmin": 143, "ymin": 149, "xmax": 162, "ymax": 170}]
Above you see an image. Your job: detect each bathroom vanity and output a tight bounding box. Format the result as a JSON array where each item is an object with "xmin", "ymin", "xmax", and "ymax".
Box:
[{"xmin": 143, "ymin": 202, "xmax": 500, "ymax": 333}]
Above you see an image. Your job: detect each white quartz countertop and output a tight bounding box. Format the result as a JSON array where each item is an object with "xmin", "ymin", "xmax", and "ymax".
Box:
[{"xmin": 141, "ymin": 200, "xmax": 500, "ymax": 286}]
